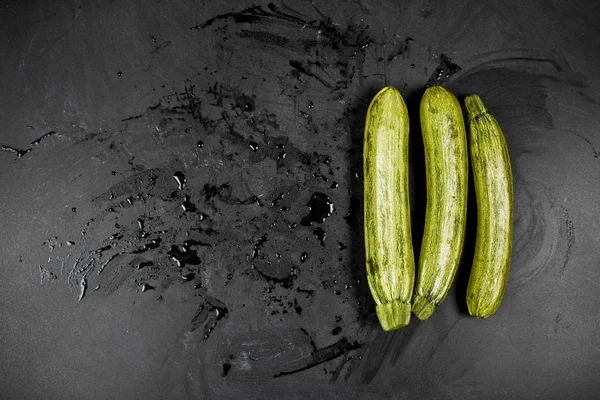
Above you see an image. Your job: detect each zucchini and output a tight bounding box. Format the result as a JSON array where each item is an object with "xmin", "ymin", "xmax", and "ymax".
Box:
[
  {"xmin": 412, "ymin": 86, "xmax": 468, "ymax": 320},
  {"xmin": 364, "ymin": 86, "xmax": 414, "ymax": 331},
  {"xmin": 465, "ymin": 95, "xmax": 513, "ymax": 318}
]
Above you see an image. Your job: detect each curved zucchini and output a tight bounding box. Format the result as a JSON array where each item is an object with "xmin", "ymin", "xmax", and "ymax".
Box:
[
  {"xmin": 465, "ymin": 95, "xmax": 513, "ymax": 318},
  {"xmin": 412, "ymin": 86, "xmax": 468, "ymax": 320},
  {"xmin": 364, "ymin": 86, "xmax": 414, "ymax": 331}
]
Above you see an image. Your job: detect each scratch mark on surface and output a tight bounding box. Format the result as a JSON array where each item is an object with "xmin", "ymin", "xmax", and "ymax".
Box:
[
  {"xmin": 330, "ymin": 353, "xmax": 353, "ymax": 382},
  {"xmin": 19, "ymin": 27, "xmax": 40, "ymax": 70},
  {"xmin": 1, "ymin": 145, "xmax": 31, "ymax": 159},
  {"xmin": 561, "ymin": 207, "xmax": 575, "ymax": 274},
  {"xmin": 289, "ymin": 60, "xmax": 337, "ymax": 89},
  {"xmin": 424, "ymin": 317, "xmax": 461, "ymax": 366},
  {"xmin": 30, "ymin": 130, "xmax": 57, "ymax": 146},
  {"xmin": 564, "ymin": 129, "xmax": 600, "ymax": 158},
  {"xmin": 273, "ymin": 337, "xmax": 361, "ymax": 378}
]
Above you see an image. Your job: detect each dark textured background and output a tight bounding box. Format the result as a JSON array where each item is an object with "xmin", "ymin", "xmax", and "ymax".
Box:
[{"xmin": 1, "ymin": 0, "xmax": 600, "ymax": 399}]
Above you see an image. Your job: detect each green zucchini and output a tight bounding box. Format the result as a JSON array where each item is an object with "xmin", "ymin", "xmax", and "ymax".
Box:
[
  {"xmin": 465, "ymin": 95, "xmax": 513, "ymax": 318},
  {"xmin": 364, "ymin": 86, "xmax": 414, "ymax": 331},
  {"xmin": 412, "ymin": 86, "xmax": 468, "ymax": 320}
]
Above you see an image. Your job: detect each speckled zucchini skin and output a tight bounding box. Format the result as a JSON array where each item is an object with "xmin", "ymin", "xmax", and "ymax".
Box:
[
  {"xmin": 412, "ymin": 86, "xmax": 468, "ymax": 320},
  {"xmin": 363, "ymin": 86, "xmax": 414, "ymax": 331},
  {"xmin": 465, "ymin": 95, "xmax": 513, "ymax": 318}
]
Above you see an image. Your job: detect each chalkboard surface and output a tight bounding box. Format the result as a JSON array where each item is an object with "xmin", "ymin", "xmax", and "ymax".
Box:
[{"xmin": 1, "ymin": 1, "xmax": 599, "ymax": 399}]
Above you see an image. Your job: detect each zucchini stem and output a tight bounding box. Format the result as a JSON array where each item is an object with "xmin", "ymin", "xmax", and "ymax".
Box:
[
  {"xmin": 376, "ymin": 300, "xmax": 412, "ymax": 331},
  {"xmin": 465, "ymin": 95, "xmax": 488, "ymax": 122}
]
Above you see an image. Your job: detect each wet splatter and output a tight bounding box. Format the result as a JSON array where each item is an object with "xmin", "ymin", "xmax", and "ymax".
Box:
[
  {"xmin": 426, "ymin": 54, "xmax": 462, "ymax": 87},
  {"xmin": 168, "ymin": 244, "xmax": 201, "ymax": 268},
  {"xmin": 301, "ymin": 192, "xmax": 334, "ymax": 226},
  {"xmin": 190, "ymin": 296, "xmax": 229, "ymax": 340},
  {"xmin": 387, "ymin": 37, "xmax": 413, "ymax": 62},
  {"xmin": 37, "ymin": 76, "xmax": 359, "ymax": 342}
]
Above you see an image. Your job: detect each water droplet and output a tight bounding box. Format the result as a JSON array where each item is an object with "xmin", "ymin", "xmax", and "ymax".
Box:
[
  {"xmin": 168, "ymin": 244, "xmax": 200, "ymax": 267},
  {"xmin": 136, "ymin": 261, "xmax": 153, "ymax": 269},
  {"xmin": 251, "ymin": 234, "xmax": 267, "ymax": 261},
  {"xmin": 182, "ymin": 195, "xmax": 197, "ymax": 212},
  {"xmin": 301, "ymin": 192, "xmax": 333, "ymax": 226},
  {"xmin": 222, "ymin": 362, "xmax": 232, "ymax": 377},
  {"xmin": 142, "ymin": 283, "xmax": 155, "ymax": 292},
  {"xmin": 77, "ymin": 277, "xmax": 87, "ymax": 302},
  {"xmin": 276, "ymin": 151, "xmax": 287, "ymax": 164},
  {"xmin": 313, "ymin": 228, "xmax": 326, "ymax": 246},
  {"xmin": 300, "ymin": 252, "xmax": 308, "ymax": 263},
  {"xmin": 173, "ymin": 171, "xmax": 186, "ymax": 190},
  {"xmin": 182, "ymin": 272, "xmax": 195, "ymax": 281}
]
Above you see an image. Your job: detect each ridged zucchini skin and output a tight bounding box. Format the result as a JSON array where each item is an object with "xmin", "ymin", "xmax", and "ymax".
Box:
[
  {"xmin": 363, "ymin": 86, "xmax": 414, "ymax": 331},
  {"xmin": 465, "ymin": 95, "xmax": 513, "ymax": 318},
  {"xmin": 412, "ymin": 86, "xmax": 468, "ymax": 320}
]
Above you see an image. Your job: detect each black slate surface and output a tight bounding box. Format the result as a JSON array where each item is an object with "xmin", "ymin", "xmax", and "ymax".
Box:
[{"xmin": 1, "ymin": 0, "xmax": 600, "ymax": 399}]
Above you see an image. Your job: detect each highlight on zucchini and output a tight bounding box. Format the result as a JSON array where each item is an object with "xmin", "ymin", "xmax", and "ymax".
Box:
[
  {"xmin": 412, "ymin": 86, "xmax": 468, "ymax": 321},
  {"xmin": 464, "ymin": 95, "xmax": 513, "ymax": 318},
  {"xmin": 363, "ymin": 86, "xmax": 415, "ymax": 331}
]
